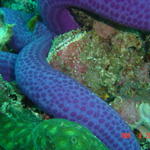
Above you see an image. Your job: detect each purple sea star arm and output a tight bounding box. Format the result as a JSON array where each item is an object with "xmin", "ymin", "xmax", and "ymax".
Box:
[
  {"xmin": 15, "ymin": 34, "xmax": 140, "ymax": 150},
  {"xmin": 0, "ymin": 51, "xmax": 17, "ymax": 81},
  {"xmin": 39, "ymin": 0, "xmax": 150, "ymax": 34},
  {"xmin": 1, "ymin": 0, "xmax": 145, "ymax": 149}
]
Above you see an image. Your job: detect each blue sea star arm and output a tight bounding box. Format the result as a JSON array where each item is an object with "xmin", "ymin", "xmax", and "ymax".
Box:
[
  {"xmin": 0, "ymin": 51, "xmax": 17, "ymax": 81},
  {"xmin": 15, "ymin": 33, "xmax": 140, "ymax": 150}
]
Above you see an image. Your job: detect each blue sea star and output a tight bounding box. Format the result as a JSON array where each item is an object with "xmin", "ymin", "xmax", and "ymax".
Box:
[{"xmin": 1, "ymin": 0, "xmax": 149, "ymax": 149}]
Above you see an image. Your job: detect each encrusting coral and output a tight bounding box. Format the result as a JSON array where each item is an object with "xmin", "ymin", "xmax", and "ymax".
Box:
[{"xmin": 47, "ymin": 27, "xmax": 149, "ymax": 102}]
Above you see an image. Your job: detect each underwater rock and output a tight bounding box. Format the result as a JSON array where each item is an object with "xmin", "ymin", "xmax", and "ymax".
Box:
[
  {"xmin": 47, "ymin": 26, "xmax": 150, "ymax": 148},
  {"xmin": 47, "ymin": 26, "xmax": 148, "ymax": 101}
]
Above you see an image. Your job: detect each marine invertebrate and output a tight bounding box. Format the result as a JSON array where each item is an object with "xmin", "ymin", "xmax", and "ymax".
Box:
[
  {"xmin": 39, "ymin": 0, "xmax": 150, "ymax": 34},
  {"xmin": 2, "ymin": 0, "xmax": 150, "ymax": 149},
  {"xmin": 15, "ymin": 34, "xmax": 140, "ymax": 150},
  {"xmin": 0, "ymin": 52, "xmax": 17, "ymax": 81},
  {"xmin": 0, "ymin": 112, "xmax": 108, "ymax": 150},
  {"xmin": 0, "ymin": 76, "xmax": 108, "ymax": 150}
]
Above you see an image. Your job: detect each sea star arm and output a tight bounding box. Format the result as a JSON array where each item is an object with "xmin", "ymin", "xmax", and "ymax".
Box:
[
  {"xmin": 1, "ymin": 0, "xmax": 146, "ymax": 149},
  {"xmin": 15, "ymin": 33, "xmax": 140, "ymax": 150},
  {"xmin": 0, "ymin": 51, "xmax": 17, "ymax": 81},
  {"xmin": 39, "ymin": 0, "xmax": 150, "ymax": 34}
]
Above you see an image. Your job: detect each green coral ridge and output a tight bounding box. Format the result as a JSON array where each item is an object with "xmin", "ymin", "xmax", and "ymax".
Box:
[{"xmin": 0, "ymin": 76, "xmax": 108, "ymax": 150}]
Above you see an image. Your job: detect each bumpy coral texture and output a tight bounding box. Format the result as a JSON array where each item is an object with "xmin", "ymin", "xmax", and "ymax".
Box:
[{"xmin": 1, "ymin": 0, "xmax": 149, "ymax": 149}]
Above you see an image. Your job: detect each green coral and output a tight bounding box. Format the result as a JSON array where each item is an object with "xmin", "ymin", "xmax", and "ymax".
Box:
[
  {"xmin": 0, "ymin": 111, "xmax": 108, "ymax": 150},
  {"xmin": 1, "ymin": 0, "xmax": 37, "ymax": 13},
  {"xmin": 0, "ymin": 76, "xmax": 108, "ymax": 150}
]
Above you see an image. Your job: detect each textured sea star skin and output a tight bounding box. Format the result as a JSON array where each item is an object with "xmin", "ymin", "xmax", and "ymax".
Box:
[
  {"xmin": 39, "ymin": 0, "xmax": 150, "ymax": 34},
  {"xmin": 15, "ymin": 34, "xmax": 140, "ymax": 150},
  {"xmin": 0, "ymin": 52, "xmax": 17, "ymax": 81},
  {"xmin": 1, "ymin": 0, "xmax": 148, "ymax": 149}
]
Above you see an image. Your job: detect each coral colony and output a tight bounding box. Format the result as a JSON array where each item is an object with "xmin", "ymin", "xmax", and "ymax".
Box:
[{"xmin": 0, "ymin": 0, "xmax": 150, "ymax": 149}]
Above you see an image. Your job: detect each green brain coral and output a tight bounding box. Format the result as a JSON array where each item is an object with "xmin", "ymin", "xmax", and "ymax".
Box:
[{"xmin": 0, "ymin": 112, "xmax": 108, "ymax": 150}]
